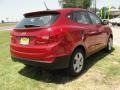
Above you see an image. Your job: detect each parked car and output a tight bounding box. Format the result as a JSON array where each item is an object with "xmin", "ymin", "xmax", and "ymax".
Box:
[
  {"xmin": 116, "ymin": 19, "xmax": 120, "ymax": 26},
  {"xmin": 110, "ymin": 16, "xmax": 120, "ymax": 25},
  {"xmin": 10, "ymin": 8, "xmax": 113, "ymax": 76}
]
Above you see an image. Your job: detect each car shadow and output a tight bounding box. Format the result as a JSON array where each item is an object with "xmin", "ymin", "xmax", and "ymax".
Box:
[
  {"xmin": 82, "ymin": 48, "xmax": 115, "ymax": 74},
  {"xmin": 19, "ymin": 48, "xmax": 115, "ymax": 84}
]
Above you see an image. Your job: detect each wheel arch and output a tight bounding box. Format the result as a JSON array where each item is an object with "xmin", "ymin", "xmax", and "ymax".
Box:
[
  {"xmin": 68, "ymin": 45, "xmax": 86, "ymax": 76},
  {"xmin": 72, "ymin": 45, "xmax": 86, "ymax": 58}
]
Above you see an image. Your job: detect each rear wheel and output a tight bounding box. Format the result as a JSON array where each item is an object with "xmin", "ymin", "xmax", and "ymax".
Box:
[
  {"xmin": 68, "ymin": 49, "xmax": 85, "ymax": 76},
  {"xmin": 106, "ymin": 37, "xmax": 113, "ymax": 52}
]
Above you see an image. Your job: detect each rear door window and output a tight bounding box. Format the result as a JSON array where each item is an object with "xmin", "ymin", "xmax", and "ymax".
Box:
[
  {"xmin": 16, "ymin": 14, "xmax": 59, "ymax": 28},
  {"xmin": 88, "ymin": 12, "xmax": 102, "ymax": 24},
  {"xmin": 68, "ymin": 11, "xmax": 91, "ymax": 24}
]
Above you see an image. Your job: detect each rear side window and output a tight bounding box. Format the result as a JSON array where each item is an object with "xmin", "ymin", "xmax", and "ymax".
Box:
[
  {"xmin": 16, "ymin": 14, "xmax": 59, "ymax": 28},
  {"xmin": 88, "ymin": 12, "xmax": 102, "ymax": 24},
  {"xmin": 68, "ymin": 11, "xmax": 91, "ymax": 24}
]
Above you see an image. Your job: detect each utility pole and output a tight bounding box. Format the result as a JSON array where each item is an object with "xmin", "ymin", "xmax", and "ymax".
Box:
[
  {"xmin": 108, "ymin": 0, "xmax": 110, "ymax": 19},
  {"xmin": 95, "ymin": 0, "xmax": 96, "ymax": 13},
  {"xmin": 92, "ymin": 0, "xmax": 96, "ymax": 13}
]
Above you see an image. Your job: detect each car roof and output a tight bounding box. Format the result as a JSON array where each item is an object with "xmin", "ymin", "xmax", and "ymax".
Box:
[
  {"xmin": 24, "ymin": 8, "xmax": 85, "ymax": 17},
  {"xmin": 56, "ymin": 8, "xmax": 85, "ymax": 13}
]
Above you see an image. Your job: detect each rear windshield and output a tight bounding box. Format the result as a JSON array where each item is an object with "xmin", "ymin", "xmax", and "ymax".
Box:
[{"xmin": 16, "ymin": 14, "xmax": 59, "ymax": 28}]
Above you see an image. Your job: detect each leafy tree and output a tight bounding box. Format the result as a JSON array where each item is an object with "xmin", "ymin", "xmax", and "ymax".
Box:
[
  {"xmin": 63, "ymin": 0, "xmax": 91, "ymax": 9},
  {"xmin": 100, "ymin": 7, "xmax": 109, "ymax": 19},
  {"xmin": 82, "ymin": 0, "xmax": 91, "ymax": 9}
]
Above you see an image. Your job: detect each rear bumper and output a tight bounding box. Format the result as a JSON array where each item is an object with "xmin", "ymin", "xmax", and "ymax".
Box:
[
  {"xmin": 11, "ymin": 55, "xmax": 70, "ymax": 70},
  {"xmin": 10, "ymin": 40, "xmax": 68, "ymax": 62}
]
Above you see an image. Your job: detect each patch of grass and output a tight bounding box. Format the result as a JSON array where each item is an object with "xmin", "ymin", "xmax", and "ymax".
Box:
[
  {"xmin": 0, "ymin": 30, "xmax": 120, "ymax": 90},
  {"xmin": 0, "ymin": 31, "xmax": 10, "ymax": 58},
  {"xmin": 0, "ymin": 23, "xmax": 16, "ymax": 27}
]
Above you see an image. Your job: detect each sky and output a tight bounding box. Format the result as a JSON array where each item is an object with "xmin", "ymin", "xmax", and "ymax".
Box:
[
  {"xmin": 0, "ymin": 0, "xmax": 120, "ymax": 22},
  {"xmin": 95, "ymin": 0, "xmax": 120, "ymax": 9},
  {"xmin": 0, "ymin": 0, "xmax": 61, "ymax": 22}
]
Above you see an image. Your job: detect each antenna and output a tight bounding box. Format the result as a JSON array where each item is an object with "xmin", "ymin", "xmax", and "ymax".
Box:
[{"xmin": 43, "ymin": 0, "xmax": 49, "ymax": 10}]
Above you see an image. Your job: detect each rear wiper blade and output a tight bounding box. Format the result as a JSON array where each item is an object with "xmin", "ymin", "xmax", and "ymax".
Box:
[{"xmin": 24, "ymin": 24, "xmax": 40, "ymax": 28}]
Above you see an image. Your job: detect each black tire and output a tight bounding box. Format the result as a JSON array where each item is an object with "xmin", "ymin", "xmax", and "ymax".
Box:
[
  {"xmin": 105, "ymin": 37, "xmax": 113, "ymax": 52},
  {"xmin": 68, "ymin": 48, "xmax": 85, "ymax": 76},
  {"xmin": 117, "ymin": 24, "xmax": 120, "ymax": 26}
]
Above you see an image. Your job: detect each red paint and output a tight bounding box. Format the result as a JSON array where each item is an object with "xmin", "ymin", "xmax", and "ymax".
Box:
[{"xmin": 10, "ymin": 8, "xmax": 112, "ymax": 63}]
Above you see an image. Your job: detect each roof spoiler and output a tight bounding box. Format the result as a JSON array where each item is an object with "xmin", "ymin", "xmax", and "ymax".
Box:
[{"xmin": 24, "ymin": 11, "xmax": 60, "ymax": 17}]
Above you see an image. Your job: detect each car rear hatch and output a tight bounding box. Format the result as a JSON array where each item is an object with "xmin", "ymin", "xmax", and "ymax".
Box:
[
  {"xmin": 11, "ymin": 11, "xmax": 60, "ymax": 46},
  {"xmin": 11, "ymin": 11, "xmax": 61, "ymax": 59}
]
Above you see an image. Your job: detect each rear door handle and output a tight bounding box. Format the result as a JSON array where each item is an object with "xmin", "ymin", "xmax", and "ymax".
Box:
[
  {"xmin": 86, "ymin": 31, "xmax": 97, "ymax": 35},
  {"xmin": 97, "ymin": 30, "xmax": 102, "ymax": 33}
]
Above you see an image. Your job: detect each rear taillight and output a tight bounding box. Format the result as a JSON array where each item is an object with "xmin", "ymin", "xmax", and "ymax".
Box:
[
  {"xmin": 35, "ymin": 35, "xmax": 58, "ymax": 45},
  {"xmin": 35, "ymin": 36, "xmax": 50, "ymax": 45},
  {"xmin": 35, "ymin": 28, "xmax": 60, "ymax": 45}
]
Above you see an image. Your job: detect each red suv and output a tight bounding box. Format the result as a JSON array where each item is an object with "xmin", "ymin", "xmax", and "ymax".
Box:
[{"xmin": 10, "ymin": 8, "xmax": 113, "ymax": 76}]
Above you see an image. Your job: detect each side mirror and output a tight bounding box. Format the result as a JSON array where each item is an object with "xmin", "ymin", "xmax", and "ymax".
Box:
[{"xmin": 102, "ymin": 20, "xmax": 109, "ymax": 25}]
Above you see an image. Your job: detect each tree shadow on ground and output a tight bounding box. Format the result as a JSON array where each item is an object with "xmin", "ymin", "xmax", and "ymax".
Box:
[{"xmin": 19, "ymin": 48, "xmax": 115, "ymax": 84}]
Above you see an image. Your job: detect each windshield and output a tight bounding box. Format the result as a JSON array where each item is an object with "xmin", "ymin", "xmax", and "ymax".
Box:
[{"xmin": 16, "ymin": 14, "xmax": 59, "ymax": 28}]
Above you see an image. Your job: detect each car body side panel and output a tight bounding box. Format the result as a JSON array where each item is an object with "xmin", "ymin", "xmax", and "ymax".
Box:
[{"xmin": 60, "ymin": 18, "xmax": 98, "ymax": 57}]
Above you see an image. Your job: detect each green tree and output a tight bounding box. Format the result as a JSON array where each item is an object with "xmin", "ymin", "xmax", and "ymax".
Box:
[
  {"xmin": 81, "ymin": 0, "xmax": 91, "ymax": 9},
  {"xmin": 63, "ymin": 0, "xmax": 75, "ymax": 8},
  {"xmin": 63, "ymin": 0, "xmax": 91, "ymax": 9},
  {"xmin": 100, "ymin": 7, "xmax": 108, "ymax": 19}
]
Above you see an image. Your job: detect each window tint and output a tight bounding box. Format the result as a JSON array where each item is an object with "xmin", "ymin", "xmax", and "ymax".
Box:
[
  {"xmin": 68, "ymin": 11, "xmax": 91, "ymax": 24},
  {"xmin": 73, "ymin": 11, "xmax": 91, "ymax": 24},
  {"xmin": 16, "ymin": 14, "xmax": 59, "ymax": 28},
  {"xmin": 88, "ymin": 12, "xmax": 101, "ymax": 24}
]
